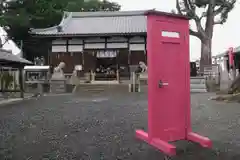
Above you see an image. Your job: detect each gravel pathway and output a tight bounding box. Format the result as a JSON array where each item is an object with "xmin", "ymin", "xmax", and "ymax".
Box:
[{"xmin": 0, "ymin": 91, "xmax": 240, "ymax": 160}]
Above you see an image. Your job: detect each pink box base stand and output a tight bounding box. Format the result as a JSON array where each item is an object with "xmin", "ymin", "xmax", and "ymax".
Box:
[{"xmin": 136, "ymin": 130, "xmax": 212, "ymax": 156}]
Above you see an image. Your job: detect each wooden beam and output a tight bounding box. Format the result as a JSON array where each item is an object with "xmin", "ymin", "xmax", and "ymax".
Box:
[
  {"xmin": 104, "ymin": 37, "xmax": 107, "ymax": 49},
  {"xmin": 0, "ymin": 90, "xmax": 22, "ymax": 92},
  {"xmin": 19, "ymin": 68, "xmax": 24, "ymax": 98},
  {"xmin": 66, "ymin": 39, "xmax": 69, "ymax": 53},
  {"xmin": 127, "ymin": 37, "xmax": 131, "ymax": 65}
]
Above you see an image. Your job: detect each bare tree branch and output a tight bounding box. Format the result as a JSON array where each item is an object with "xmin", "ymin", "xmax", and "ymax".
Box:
[
  {"xmin": 205, "ymin": 0, "xmax": 215, "ymax": 34},
  {"xmin": 214, "ymin": 19, "xmax": 224, "ymax": 25},
  {"xmin": 183, "ymin": 0, "xmax": 191, "ymax": 10},
  {"xmin": 194, "ymin": 19, "xmax": 206, "ymax": 38},
  {"xmin": 189, "ymin": 28, "xmax": 202, "ymax": 39},
  {"xmin": 180, "ymin": 0, "xmax": 206, "ymax": 38},
  {"xmin": 176, "ymin": 0, "xmax": 183, "ymax": 15},
  {"xmin": 179, "ymin": 0, "xmax": 203, "ymax": 39},
  {"xmin": 214, "ymin": 6, "xmax": 225, "ymax": 16},
  {"xmin": 187, "ymin": 0, "xmax": 195, "ymax": 10},
  {"xmin": 200, "ymin": 12, "xmax": 207, "ymax": 20}
]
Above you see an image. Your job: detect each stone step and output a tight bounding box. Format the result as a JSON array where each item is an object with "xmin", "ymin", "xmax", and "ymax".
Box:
[
  {"xmin": 190, "ymin": 88, "xmax": 207, "ymax": 93},
  {"xmin": 190, "ymin": 78, "xmax": 206, "ymax": 84},
  {"xmin": 73, "ymin": 84, "xmax": 129, "ymax": 93},
  {"xmin": 190, "ymin": 77, "xmax": 207, "ymax": 92},
  {"xmin": 190, "ymin": 84, "xmax": 206, "ymax": 89}
]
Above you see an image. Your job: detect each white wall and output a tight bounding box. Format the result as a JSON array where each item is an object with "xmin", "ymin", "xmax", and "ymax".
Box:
[
  {"xmin": 85, "ymin": 43, "xmax": 105, "ymax": 49},
  {"xmin": 51, "ymin": 36, "xmax": 146, "ymax": 51},
  {"xmin": 129, "ymin": 36, "xmax": 145, "ymax": 43},
  {"xmin": 129, "ymin": 44, "xmax": 145, "ymax": 51},
  {"xmin": 52, "ymin": 45, "xmax": 67, "ymax": 52},
  {"xmin": 68, "ymin": 45, "xmax": 83, "ymax": 52},
  {"xmin": 106, "ymin": 43, "xmax": 128, "ymax": 49}
]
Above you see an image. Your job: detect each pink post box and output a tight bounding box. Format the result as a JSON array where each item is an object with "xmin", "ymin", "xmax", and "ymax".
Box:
[{"xmin": 135, "ymin": 10, "xmax": 212, "ymax": 156}]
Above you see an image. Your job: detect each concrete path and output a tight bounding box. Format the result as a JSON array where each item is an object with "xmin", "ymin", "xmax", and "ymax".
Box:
[
  {"xmin": 0, "ymin": 93, "xmax": 35, "ymax": 106},
  {"xmin": 0, "ymin": 92, "xmax": 239, "ymax": 159}
]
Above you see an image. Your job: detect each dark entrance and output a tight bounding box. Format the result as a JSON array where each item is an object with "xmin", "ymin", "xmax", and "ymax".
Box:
[{"xmin": 95, "ymin": 50, "xmax": 118, "ymax": 81}]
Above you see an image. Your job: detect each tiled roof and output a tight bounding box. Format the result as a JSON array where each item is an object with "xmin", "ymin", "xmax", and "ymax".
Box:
[
  {"xmin": 0, "ymin": 49, "xmax": 32, "ymax": 65},
  {"xmin": 30, "ymin": 10, "xmax": 147, "ymax": 36},
  {"xmin": 30, "ymin": 10, "xmax": 187, "ymax": 36}
]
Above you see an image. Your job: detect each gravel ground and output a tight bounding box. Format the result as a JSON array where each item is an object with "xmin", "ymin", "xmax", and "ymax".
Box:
[{"xmin": 0, "ymin": 90, "xmax": 240, "ymax": 160}]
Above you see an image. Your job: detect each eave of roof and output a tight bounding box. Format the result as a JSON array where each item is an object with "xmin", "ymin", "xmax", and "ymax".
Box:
[
  {"xmin": 144, "ymin": 10, "xmax": 189, "ymax": 19},
  {"xmin": 31, "ymin": 32, "xmax": 147, "ymax": 38},
  {"xmin": 0, "ymin": 48, "xmax": 32, "ymax": 66}
]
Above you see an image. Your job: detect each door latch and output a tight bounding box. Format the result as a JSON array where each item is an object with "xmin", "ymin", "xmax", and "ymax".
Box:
[{"xmin": 158, "ymin": 80, "xmax": 168, "ymax": 88}]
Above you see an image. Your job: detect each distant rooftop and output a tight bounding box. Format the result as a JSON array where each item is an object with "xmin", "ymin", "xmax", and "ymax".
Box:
[{"xmin": 213, "ymin": 46, "xmax": 240, "ymax": 58}]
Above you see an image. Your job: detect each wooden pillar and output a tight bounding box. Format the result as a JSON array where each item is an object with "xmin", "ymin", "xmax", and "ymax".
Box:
[
  {"xmin": 0, "ymin": 67, "xmax": 3, "ymax": 91},
  {"xmin": 91, "ymin": 70, "xmax": 95, "ymax": 82},
  {"xmin": 104, "ymin": 37, "xmax": 107, "ymax": 49},
  {"xmin": 19, "ymin": 67, "xmax": 24, "ymax": 98},
  {"xmin": 82, "ymin": 39, "xmax": 85, "ymax": 67},
  {"xmin": 127, "ymin": 37, "xmax": 131, "ymax": 65},
  {"xmin": 144, "ymin": 36, "xmax": 147, "ymax": 62},
  {"xmin": 116, "ymin": 50, "xmax": 120, "ymax": 82},
  {"xmin": 48, "ymin": 45, "xmax": 51, "ymax": 66},
  {"xmin": 48, "ymin": 46, "xmax": 50, "ymax": 65},
  {"xmin": 66, "ymin": 39, "xmax": 69, "ymax": 53},
  {"xmin": 127, "ymin": 37, "xmax": 131, "ymax": 79},
  {"xmin": 91, "ymin": 51, "xmax": 96, "ymax": 82}
]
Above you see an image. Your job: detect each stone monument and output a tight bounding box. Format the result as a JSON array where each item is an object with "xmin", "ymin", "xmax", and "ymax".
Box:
[
  {"xmin": 51, "ymin": 62, "xmax": 65, "ymax": 80},
  {"xmin": 139, "ymin": 61, "xmax": 147, "ymax": 72},
  {"xmin": 50, "ymin": 62, "xmax": 67, "ymax": 93},
  {"xmin": 70, "ymin": 66, "xmax": 80, "ymax": 85},
  {"xmin": 220, "ymin": 57, "xmax": 230, "ymax": 91},
  {"xmin": 139, "ymin": 61, "xmax": 148, "ymax": 84}
]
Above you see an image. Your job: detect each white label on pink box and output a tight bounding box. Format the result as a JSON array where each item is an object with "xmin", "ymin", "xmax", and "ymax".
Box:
[{"xmin": 162, "ymin": 31, "xmax": 180, "ymax": 38}]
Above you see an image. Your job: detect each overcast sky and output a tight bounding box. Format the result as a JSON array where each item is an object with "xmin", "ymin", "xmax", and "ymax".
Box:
[{"xmin": 110, "ymin": 0, "xmax": 240, "ymax": 61}]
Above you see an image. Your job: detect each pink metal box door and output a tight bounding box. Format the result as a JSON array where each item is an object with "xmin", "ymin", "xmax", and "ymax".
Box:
[
  {"xmin": 147, "ymin": 20, "xmax": 189, "ymax": 142},
  {"xmin": 136, "ymin": 13, "xmax": 211, "ymax": 156}
]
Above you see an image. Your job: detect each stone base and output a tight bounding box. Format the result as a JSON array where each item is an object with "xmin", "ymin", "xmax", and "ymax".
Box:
[
  {"xmin": 220, "ymin": 70, "xmax": 231, "ymax": 91},
  {"xmin": 50, "ymin": 80, "xmax": 67, "ymax": 94},
  {"xmin": 128, "ymin": 84, "xmax": 140, "ymax": 92}
]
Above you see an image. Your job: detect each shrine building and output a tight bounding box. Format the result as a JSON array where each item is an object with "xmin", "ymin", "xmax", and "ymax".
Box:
[{"xmin": 30, "ymin": 10, "xmax": 150, "ymax": 81}]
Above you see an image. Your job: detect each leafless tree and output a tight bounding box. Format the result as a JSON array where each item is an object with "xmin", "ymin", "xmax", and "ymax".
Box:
[{"xmin": 175, "ymin": 0, "xmax": 236, "ymax": 71}]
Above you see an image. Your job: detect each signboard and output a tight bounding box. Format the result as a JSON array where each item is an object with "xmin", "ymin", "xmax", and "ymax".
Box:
[
  {"xmin": 203, "ymin": 64, "xmax": 219, "ymax": 76},
  {"xmin": 161, "ymin": 31, "xmax": 180, "ymax": 38},
  {"xmin": 96, "ymin": 50, "xmax": 118, "ymax": 58},
  {"xmin": 75, "ymin": 65, "xmax": 82, "ymax": 71}
]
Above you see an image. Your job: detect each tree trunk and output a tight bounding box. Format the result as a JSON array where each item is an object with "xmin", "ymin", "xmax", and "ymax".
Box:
[
  {"xmin": 199, "ymin": 1, "xmax": 215, "ymax": 73},
  {"xmin": 200, "ymin": 39, "xmax": 212, "ymax": 73}
]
